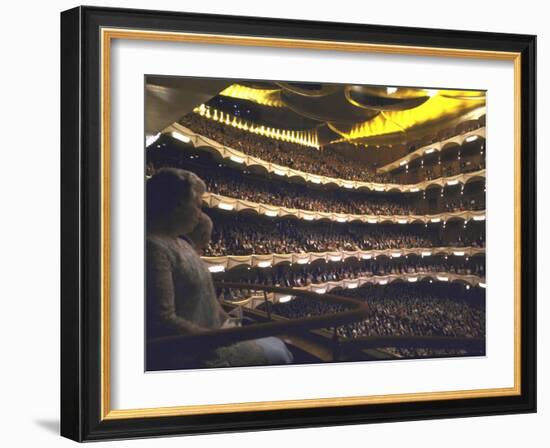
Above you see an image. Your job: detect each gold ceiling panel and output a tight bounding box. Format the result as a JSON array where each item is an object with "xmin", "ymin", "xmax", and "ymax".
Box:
[
  {"xmin": 331, "ymin": 91, "xmax": 486, "ymax": 141},
  {"xmin": 219, "ymin": 83, "xmax": 284, "ymax": 107}
]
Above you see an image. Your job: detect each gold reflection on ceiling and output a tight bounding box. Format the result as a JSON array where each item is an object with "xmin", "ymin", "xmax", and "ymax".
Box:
[
  {"xmin": 330, "ymin": 90, "xmax": 486, "ymax": 141},
  {"xmin": 219, "ymin": 84, "xmax": 284, "ymax": 107}
]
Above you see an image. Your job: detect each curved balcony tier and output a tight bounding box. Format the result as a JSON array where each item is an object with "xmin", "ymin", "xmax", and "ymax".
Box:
[
  {"xmin": 202, "ymin": 192, "xmax": 485, "ymax": 224},
  {"xmin": 377, "ymin": 127, "xmax": 486, "ymax": 173},
  {"xmin": 166, "ymin": 123, "xmax": 486, "ymax": 193},
  {"xmin": 219, "ymin": 272, "xmax": 486, "ymax": 308},
  {"xmin": 203, "ymin": 246, "xmax": 485, "ymax": 272}
]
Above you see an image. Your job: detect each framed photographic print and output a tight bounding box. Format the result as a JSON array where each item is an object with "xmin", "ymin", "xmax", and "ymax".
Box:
[{"xmin": 60, "ymin": 6, "xmax": 536, "ymax": 442}]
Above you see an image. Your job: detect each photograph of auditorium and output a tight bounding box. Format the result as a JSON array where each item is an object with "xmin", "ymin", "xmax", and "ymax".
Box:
[{"xmin": 145, "ymin": 76, "xmax": 487, "ymax": 371}]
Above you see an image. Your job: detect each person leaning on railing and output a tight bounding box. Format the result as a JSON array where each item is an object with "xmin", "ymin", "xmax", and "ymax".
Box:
[{"xmin": 146, "ymin": 167, "xmax": 293, "ymax": 368}]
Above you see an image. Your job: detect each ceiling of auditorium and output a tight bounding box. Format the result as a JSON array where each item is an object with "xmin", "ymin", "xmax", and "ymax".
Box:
[
  {"xmin": 215, "ymin": 82, "xmax": 486, "ymax": 147},
  {"xmin": 146, "ymin": 77, "xmax": 486, "ymax": 153}
]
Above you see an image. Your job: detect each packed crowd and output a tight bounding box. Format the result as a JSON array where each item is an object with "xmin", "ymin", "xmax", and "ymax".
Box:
[
  {"xmin": 179, "ymin": 113, "xmax": 395, "ymax": 183},
  {"xmin": 219, "ymin": 259, "xmax": 485, "ymax": 289},
  {"xmin": 147, "ymin": 147, "xmax": 486, "ymax": 215},
  {"xmin": 258, "ymin": 283, "xmax": 485, "ymax": 358},
  {"xmin": 421, "ymin": 160, "xmax": 485, "ymax": 181},
  {"xmin": 444, "ymin": 198, "xmax": 485, "ymax": 212},
  {"xmin": 204, "ymin": 210, "xmax": 486, "ymax": 256}
]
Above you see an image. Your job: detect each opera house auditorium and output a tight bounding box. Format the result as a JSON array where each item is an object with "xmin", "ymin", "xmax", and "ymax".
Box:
[{"xmin": 145, "ymin": 78, "xmax": 487, "ymax": 370}]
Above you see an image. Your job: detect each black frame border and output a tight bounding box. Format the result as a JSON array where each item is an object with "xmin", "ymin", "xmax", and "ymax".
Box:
[{"xmin": 60, "ymin": 6, "xmax": 536, "ymax": 442}]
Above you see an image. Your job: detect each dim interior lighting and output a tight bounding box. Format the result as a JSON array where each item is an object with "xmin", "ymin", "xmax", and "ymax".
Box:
[
  {"xmin": 431, "ymin": 218, "xmax": 441, "ymax": 223},
  {"xmin": 336, "ymin": 217, "xmax": 347, "ymax": 223},
  {"xmin": 408, "ymin": 277, "xmax": 418, "ymax": 283},
  {"xmin": 379, "ymin": 279, "xmax": 388, "ymax": 285},
  {"xmin": 368, "ymin": 218, "xmax": 378, "ymax": 224},
  {"xmin": 422, "ymin": 251, "xmax": 433, "ymax": 257},
  {"xmin": 343, "ymin": 183, "xmax": 354, "ymax": 189},
  {"xmin": 347, "ymin": 283, "xmax": 358, "ymax": 289},
  {"xmin": 386, "ymin": 86, "xmax": 398, "ymax": 94},
  {"xmin": 273, "ymin": 168, "xmax": 286, "ymax": 176},
  {"xmin": 310, "ymin": 177, "xmax": 322, "ymax": 184},
  {"xmin": 410, "ymin": 187, "xmax": 420, "ymax": 192},
  {"xmin": 264, "ymin": 210, "xmax": 278, "ymax": 217},
  {"xmin": 425, "ymin": 148, "xmax": 435, "ymax": 154},
  {"xmin": 473, "ymin": 215, "xmax": 486, "ymax": 221},
  {"xmin": 218, "ymin": 203, "xmax": 234, "ymax": 211},
  {"xmin": 330, "ymin": 255, "xmax": 342, "ymax": 262},
  {"xmin": 229, "ymin": 155, "xmax": 245, "ymax": 164},
  {"xmin": 454, "ymin": 251, "xmax": 465, "ymax": 256},
  {"xmin": 437, "ymin": 276, "xmax": 449, "ymax": 282},
  {"xmin": 398, "ymin": 219, "xmax": 408, "ymax": 224},
  {"xmin": 146, "ymin": 132, "xmax": 161, "ymax": 147},
  {"xmin": 303, "ymin": 215, "xmax": 315, "ymax": 221},
  {"xmin": 297, "ymin": 259, "xmax": 309, "ymax": 265},
  {"xmin": 374, "ymin": 186, "xmax": 385, "ymax": 192},
  {"xmin": 278, "ymin": 295, "xmax": 293, "ymax": 303},
  {"xmin": 171, "ymin": 131, "xmax": 191, "ymax": 143},
  {"xmin": 392, "ymin": 253, "xmax": 402, "ymax": 258},
  {"xmin": 315, "ymin": 288, "xmax": 327, "ymax": 294},
  {"xmin": 447, "ymin": 180, "xmax": 459, "ymax": 186},
  {"xmin": 361, "ymin": 254, "xmax": 372, "ymax": 260},
  {"xmin": 208, "ymin": 265, "xmax": 225, "ymax": 273},
  {"xmin": 258, "ymin": 261, "xmax": 272, "ymax": 268},
  {"xmin": 479, "ymin": 282, "xmax": 487, "ymax": 288},
  {"xmin": 465, "ymin": 135, "xmax": 479, "ymax": 143}
]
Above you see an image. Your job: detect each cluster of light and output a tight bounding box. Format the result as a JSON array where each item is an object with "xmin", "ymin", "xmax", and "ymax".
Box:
[
  {"xmin": 146, "ymin": 132, "xmax": 161, "ymax": 147},
  {"xmin": 315, "ymin": 288, "xmax": 327, "ymax": 294},
  {"xmin": 170, "ymin": 131, "xmax": 190, "ymax": 143},
  {"xmin": 229, "ymin": 154, "xmax": 245, "ymax": 164},
  {"xmin": 264, "ymin": 210, "xmax": 278, "ymax": 217},
  {"xmin": 257, "ymin": 261, "xmax": 272, "ymax": 268},
  {"xmin": 437, "ymin": 276, "xmax": 449, "ymax": 282},
  {"xmin": 297, "ymin": 259, "xmax": 309, "ymax": 265},
  {"xmin": 219, "ymin": 84, "xmax": 284, "ymax": 107},
  {"xmin": 218, "ymin": 202, "xmax": 234, "ymax": 211},
  {"xmin": 278, "ymin": 295, "xmax": 294, "ymax": 303},
  {"xmin": 194, "ymin": 104, "xmax": 319, "ymax": 148},
  {"xmin": 208, "ymin": 265, "xmax": 225, "ymax": 273},
  {"xmin": 407, "ymin": 277, "xmax": 418, "ymax": 283}
]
